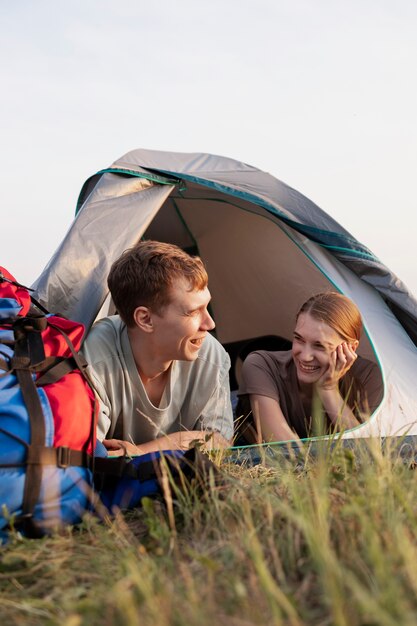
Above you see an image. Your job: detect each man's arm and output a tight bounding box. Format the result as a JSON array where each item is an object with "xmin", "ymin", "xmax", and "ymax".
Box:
[
  {"xmin": 194, "ymin": 359, "xmax": 234, "ymax": 442},
  {"xmin": 84, "ymin": 364, "xmax": 113, "ymax": 441},
  {"xmin": 104, "ymin": 430, "xmax": 230, "ymax": 457},
  {"xmin": 81, "ymin": 327, "xmax": 116, "ymax": 441}
]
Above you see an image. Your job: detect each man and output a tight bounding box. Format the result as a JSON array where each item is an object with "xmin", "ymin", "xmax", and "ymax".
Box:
[{"xmin": 82, "ymin": 240, "xmax": 233, "ymax": 455}]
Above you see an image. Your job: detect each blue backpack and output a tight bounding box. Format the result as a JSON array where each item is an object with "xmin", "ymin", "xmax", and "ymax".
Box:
[{"xmin": 94, "ymin": 446, "xmax": 217, "ymax": 513}]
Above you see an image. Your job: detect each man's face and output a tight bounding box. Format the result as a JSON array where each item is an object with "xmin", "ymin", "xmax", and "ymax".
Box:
[{"xmin": 150, "ymin": 277, "xmax": 215, "ymax": 362}]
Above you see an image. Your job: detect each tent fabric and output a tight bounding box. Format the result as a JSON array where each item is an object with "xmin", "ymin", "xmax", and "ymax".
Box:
[
  {"xmin": 32, "ymin": 148, "xmax": 417, "ymax": 442},
  {"xmin": 34, "ymin": 176, "xmax": 175, "ymax": 327}
]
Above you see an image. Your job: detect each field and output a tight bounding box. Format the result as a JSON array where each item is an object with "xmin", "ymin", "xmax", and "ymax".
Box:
[{"xmin": 1, "ymin": 439, "xmax": 417, "ymax": 626}]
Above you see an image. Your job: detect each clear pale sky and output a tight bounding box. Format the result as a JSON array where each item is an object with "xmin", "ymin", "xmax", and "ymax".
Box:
[{"xmin": 2, "ymin": 1, "xmax": 416, "ymax": 297}]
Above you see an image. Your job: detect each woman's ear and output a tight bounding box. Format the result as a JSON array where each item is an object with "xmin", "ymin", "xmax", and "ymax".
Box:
[
  {"xmin": 133, "ymin": 306, "xmax": 154, "ymax": 333},
  {"xmin": 351, "ymin": 340, "xmax": 359, "ymax": 352}
]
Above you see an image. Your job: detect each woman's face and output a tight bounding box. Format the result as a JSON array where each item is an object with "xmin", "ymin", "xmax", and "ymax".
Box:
[{"xmin": 291, "ymin": 312, "xmax": 347, "ymax": 384}]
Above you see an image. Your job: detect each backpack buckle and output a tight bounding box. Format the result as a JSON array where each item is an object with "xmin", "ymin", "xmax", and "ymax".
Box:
[{"xmin": 57, "ymin": 446, "xmax": 71, "ymax": 468}]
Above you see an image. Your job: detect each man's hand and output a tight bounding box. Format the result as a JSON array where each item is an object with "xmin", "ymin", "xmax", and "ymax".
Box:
[
  {"xmin": 103, "ymin": 438, "xmax": 140, "ymax": 457},
  {"xmin": 194, "ymin": 431, "xmax": 231, "ymax": 451}
]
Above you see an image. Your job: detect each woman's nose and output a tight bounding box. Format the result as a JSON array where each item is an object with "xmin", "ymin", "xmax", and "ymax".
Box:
[{"xmin": 299, "ymin": 345, "xmax": 313, "ymax": 361}]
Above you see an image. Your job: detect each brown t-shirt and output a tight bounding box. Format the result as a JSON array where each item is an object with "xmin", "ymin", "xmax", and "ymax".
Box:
[{"xmin": 238, "ymin": 350, "xmax": 383, "ymax": 439}]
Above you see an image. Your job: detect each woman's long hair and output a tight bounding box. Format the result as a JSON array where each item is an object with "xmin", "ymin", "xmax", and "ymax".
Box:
[{"xmin": 297, "ymin": 292, "xmax": 362, "ymax": 342}]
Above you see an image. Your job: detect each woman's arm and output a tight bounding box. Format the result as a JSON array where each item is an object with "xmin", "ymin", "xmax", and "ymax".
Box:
[
  {"xmin": 315, "ymin": 342, "xmax": 361, "ymax": 430},
  {"xmin": 248, "ymin": 394, "xmax": 300, "ymax": 443},
  {"xmin": 315, "ymin": 389, "xmax": 361, "ymax": 430},
  {"xmin": 239, "ymin": 351, "xmax": 299, "ymax": 444}
]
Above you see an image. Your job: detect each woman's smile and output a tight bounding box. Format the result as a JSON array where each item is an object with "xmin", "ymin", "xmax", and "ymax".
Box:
[{"xmin": 297, "ymin": 361, "xmax": 321, "ymax": 373}]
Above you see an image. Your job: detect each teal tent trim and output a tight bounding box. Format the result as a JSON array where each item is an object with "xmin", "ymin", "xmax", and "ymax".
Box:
[
  {"xmin": 156, "ymin": 171, "xmax": 379, "ymax": 263},
  {"xmin": 75, "ymin": 167, "xmax": 377, "ymax": 263},
  {"xmin": 75, "ymin": 168, "xmax": 181, "ymax": 215}
]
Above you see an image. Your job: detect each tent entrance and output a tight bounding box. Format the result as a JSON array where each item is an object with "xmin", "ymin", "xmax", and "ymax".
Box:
[{"xmin": 144, "ymin": 187, "xmax": 376, "ymax": 364}]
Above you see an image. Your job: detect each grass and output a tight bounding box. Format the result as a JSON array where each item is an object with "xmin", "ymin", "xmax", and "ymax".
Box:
[{"xmin": 1, "ymin": 439, "xmax": 417, "ymax": 626}]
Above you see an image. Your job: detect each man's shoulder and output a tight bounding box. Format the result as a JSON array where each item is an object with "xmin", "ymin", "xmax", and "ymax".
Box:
[
  {"xmin": 85, "ymin": 315, "xmax": 124, "ymax": 341},
  {"xmin": 82, "ymin": 316, "xmax": 125, "ymax": 362},
  {"xmin": 197, "ymin": 332, "xmax": 230, "ymax": 368}
]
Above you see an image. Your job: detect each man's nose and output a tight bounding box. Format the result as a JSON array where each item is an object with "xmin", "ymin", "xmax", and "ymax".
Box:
[{"xmin": 201, "ymin": 309, "xmax": 215, "ymax": 331}]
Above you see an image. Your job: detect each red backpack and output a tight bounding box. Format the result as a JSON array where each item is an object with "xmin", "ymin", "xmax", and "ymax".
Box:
[{"xmin": 0, "ymin": 268, "xmax": 98, "ymax": 538}]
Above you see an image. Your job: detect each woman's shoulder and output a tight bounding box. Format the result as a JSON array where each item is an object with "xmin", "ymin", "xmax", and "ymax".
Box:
[
  {"xmin": 351, "ymin": 355, "xmax": 381, "ymax": 382},
  {"xmin": 239, "ymin": 350, "xmax": 294, "ymax": 399},
  {"xmin": 243, "ymin": 349, "xmax": 293, "ymax": 371},
  {"xmin": 347, "ymin": 355, "xmax": 384, "ymax": 414}
]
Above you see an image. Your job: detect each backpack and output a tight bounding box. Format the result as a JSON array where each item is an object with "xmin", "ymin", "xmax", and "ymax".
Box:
[
  {"xmin": 0, "ymin": 267, "xmax": 98, "ymax": 539},
  {"xmin": 94, "ymin": 446, "xmax": 222, "ymax": 513},
  {"xmin": 0, "ymin": 269, "xmax": 221, "ymax": 539}
]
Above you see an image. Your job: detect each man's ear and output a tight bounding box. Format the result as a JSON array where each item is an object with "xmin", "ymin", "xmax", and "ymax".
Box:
[{"xmin": 133, "ymin": 306, "xmax": 154, "ymax": 333}]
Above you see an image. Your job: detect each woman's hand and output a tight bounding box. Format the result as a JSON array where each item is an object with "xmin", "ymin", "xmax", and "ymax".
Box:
[
  {"xmin": 314, "ymin": 342, "xmax": 360, "ymax": 430},
  {"xmin": 316, "ymin": 342, "xmax": 358, "ymax": 392}
]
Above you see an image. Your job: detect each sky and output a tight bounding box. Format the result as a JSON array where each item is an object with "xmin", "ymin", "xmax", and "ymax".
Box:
[{"xmin": 1, "ymin": 0, "xmax": 417, "ymax": 297}]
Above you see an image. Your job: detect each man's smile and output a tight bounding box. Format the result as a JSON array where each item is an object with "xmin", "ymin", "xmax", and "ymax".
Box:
[{"xmin": 190, "ymin": 336, "xmax": 206, "ymax": 347}]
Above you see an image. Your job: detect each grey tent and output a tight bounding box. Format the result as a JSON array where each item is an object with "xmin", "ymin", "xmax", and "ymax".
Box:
[{"xmin": 33, "ymin": 149, "xmax": 417, "ymax": 442}]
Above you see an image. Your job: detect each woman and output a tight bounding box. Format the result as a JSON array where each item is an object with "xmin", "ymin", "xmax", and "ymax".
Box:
[{"xmin": 237, "ymin": 292, "xmax": 383, "ymax": 443}]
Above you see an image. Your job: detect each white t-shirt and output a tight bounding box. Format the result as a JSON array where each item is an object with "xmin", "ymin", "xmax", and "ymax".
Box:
[{"xmin": 81, "ymin": 316, "xmax": 233, "ymax": 443}]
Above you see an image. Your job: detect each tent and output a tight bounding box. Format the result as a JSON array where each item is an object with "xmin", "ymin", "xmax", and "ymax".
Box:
[{"xmin": 33, "ymin": 149, "xmax": 417, "ymax": 444}]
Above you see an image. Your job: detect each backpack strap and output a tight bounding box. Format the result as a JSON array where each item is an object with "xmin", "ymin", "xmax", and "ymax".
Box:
[
  {"xmin": 0, "ymin": 271, "xmax": 50, "ymax": 316},
  {"xmin": 25, "ymin": 445, "xmax": 93, "ymax": 468},
  {"xmin": 12, "ymin": 320, "xmax": 48, "ymax": 537},
  {"xmin": 47, "ymin": 321, "xmax": 98, "ymax": 456},
  {"xmin": 47, "ymin": 321, "xmax": 90, "ymax": 375},
  {"xmin": 35, "ymin": 356, "xmax": 80, "ymax": 386}
]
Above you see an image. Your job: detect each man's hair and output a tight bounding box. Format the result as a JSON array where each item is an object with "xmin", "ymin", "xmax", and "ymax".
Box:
[
  {"xmin": 108, "ymin": 240, "xmax": 208, "ymax": 327},
  {"xmin": 297, "ymin": 292, "xmax": 362, "ymax": 343}
]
